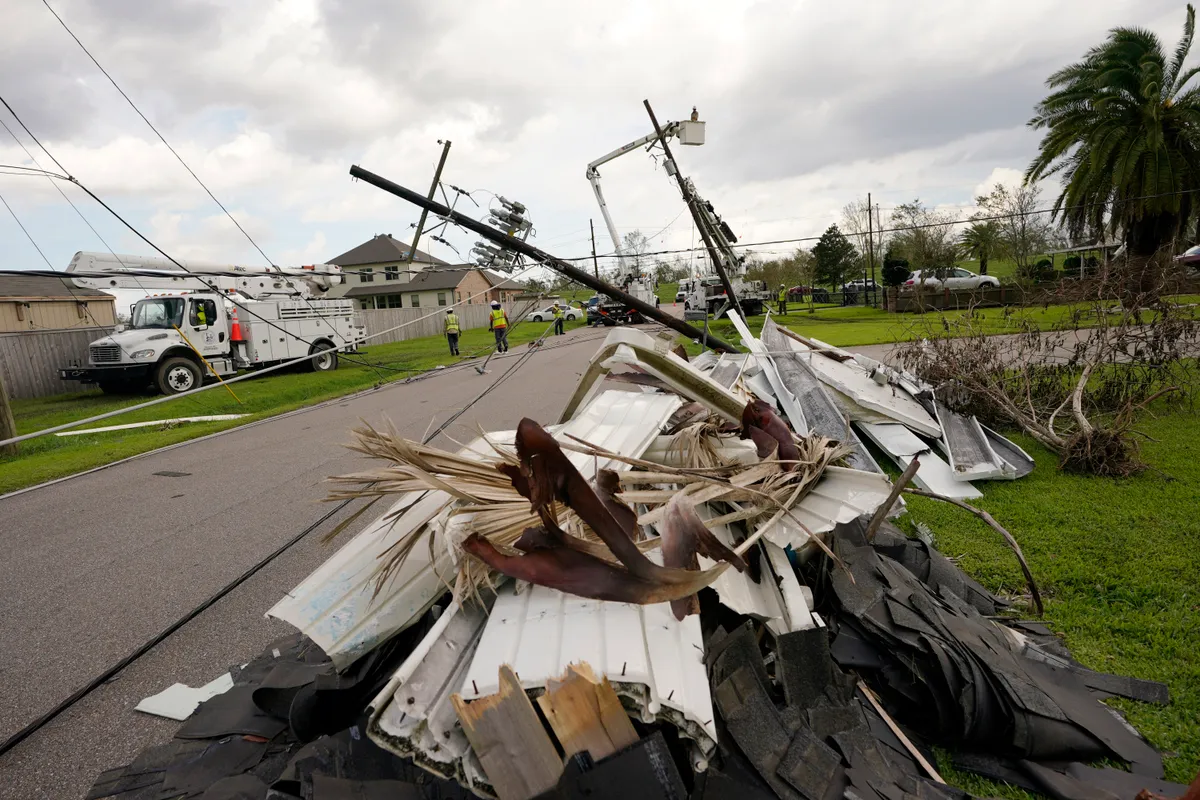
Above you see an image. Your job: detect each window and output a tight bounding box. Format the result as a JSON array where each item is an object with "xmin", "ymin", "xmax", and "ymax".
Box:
[
  {"xmin": 360, "ymin": 268, "xmax": 374, "ymax": 283},
  {"xmin": 385, "ymin": 265, "xmax": 399, "ymax": 281},
  {"xmin": 955, "ymin": 268, "xmax": 972, "ymax": 278},
  {"xmin": 359, "ymin": 299, "xmax": 373, "ymax": 310},
  {"xmin": 438, "ymin": 292, "xmax": 447, "ymax": 306},
  {"xmin": 387, "ymin": 294, "xmax": 403, "ymax": 309},
  {"xmin": 456, "ymin": 291, "xmax": 463, "ymax": 303},
  {"xmin": 189, "ymin": 299, "xmax": 217, "ymax": 327},
  {"xmin": 410, "ymin": 293, "xmax": 420, "ymax": 307}
]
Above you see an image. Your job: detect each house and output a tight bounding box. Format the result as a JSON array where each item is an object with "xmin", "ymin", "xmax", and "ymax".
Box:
[
  {"xmin": 0, "ymin": 273, "xmax": 116, "ymax": 333},
  {"xmin": 325, "ymin": 234, "xmax": 450, "ymax": 298},
  {"xmin": 344, "ymin": 266, "xmax": 530, "ymax": 311}
]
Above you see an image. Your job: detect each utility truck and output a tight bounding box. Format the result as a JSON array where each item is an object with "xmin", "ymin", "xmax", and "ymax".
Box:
[{"xmin": 59, "ymin": 252, "xmax": 366, "ymax": 395}]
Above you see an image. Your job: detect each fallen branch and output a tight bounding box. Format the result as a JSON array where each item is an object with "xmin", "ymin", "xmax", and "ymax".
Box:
[
  {"xmin": 866, "ymin": 457, "xmax": 919, "ymax": 542},
  {"xmin": 902, "ymin": 487, "xmax": 1044, "ymax": 616}
]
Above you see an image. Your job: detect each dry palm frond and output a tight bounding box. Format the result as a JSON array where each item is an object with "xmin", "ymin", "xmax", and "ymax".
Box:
[{"xmin": 330, "ymin": 415, "xmax": 854, "ymax": 604}]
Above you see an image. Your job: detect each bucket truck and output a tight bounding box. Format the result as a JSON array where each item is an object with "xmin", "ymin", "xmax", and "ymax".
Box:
[
  {"xmin": 59, "ymin": 252, "xmax": 366, "ymax": 395},
  {"xmin": 585, "ymin": 114, "xmax": 769, "ymax": 319}
]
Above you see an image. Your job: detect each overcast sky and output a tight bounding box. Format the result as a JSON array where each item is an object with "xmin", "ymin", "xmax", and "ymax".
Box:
[{"xmin": 0, "ymin": 0, "xmax": 1188, "ymax": 287}]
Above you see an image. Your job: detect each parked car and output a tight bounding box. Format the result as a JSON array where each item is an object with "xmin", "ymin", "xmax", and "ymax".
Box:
[
  {"xmin": 903, "ymin": 268, "xmax": 1000, "ymax": 291},
  {"xmin": 790, "ymin": 285, "xmax": 832, "ymax": 303},
  {"xmin": 842, "ymin": 279, "xmax": 878, "ymax": 293},
  {"xmin": 525, "ymin": 304, "xmax": 581, "ymax": 323}
]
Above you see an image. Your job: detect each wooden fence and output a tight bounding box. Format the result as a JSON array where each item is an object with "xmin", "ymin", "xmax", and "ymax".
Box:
[
  {"xmin": 357, "ymin": 300, "xmax": 535, "ymax": 346},
  {"xmin": 0, "ymin": 327, "xmax": 112, "ymax": 399}
]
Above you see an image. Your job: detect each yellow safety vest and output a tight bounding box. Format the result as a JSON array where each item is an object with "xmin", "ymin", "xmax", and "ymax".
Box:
[
  {"xmin": 552, "ymin": 306, "xmax": 563, "ymax": 318},
  {"xmin": 778, "ymin": 288, "xmax": 788, "ymax": 302},
  {"xmin": 196, "ymin": 305, "xmax": 207, "ymax": 325},
  {"xmin": 444, "ymin": 313, "xmax": 460, "ymax": 334},
  {"xmin": 490, "ymin": 308, "xmax": 508, "ymax": 328}
]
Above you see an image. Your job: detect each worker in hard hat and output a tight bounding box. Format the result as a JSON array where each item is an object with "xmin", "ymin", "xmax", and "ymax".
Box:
[
  {"xmin": 777, "ymin": 284, "xmax": 788, "ymax": 315},
  {"xmin": 552, "ymin": 302, "xmax": 565, "ymax": 336},
  {"xmin": 444, "ymin": 308, "xmax": 460, "ymax": 356},
  {"xmin": 488, "ymin": 300, "xmax": 509, "ymax": 353}
]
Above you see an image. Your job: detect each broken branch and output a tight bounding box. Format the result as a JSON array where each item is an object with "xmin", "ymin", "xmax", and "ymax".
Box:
[
  {"xmin": 902, "ymin": 487, "xmax": 1044, "ymax": 616},
  {"xmin": 866, "ymin": 457, "xmax": 919, "ymax": 542}
]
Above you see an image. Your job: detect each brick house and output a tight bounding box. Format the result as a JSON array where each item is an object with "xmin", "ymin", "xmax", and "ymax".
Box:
[{"xmin": 344, "ymin": 266, "xmax": 530, "ymax": 310}]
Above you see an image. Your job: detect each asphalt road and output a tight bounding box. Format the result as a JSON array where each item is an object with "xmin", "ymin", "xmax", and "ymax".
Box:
[{"xmin": 0, "ymin": 323, "xmax": 617, "ymax": 799}]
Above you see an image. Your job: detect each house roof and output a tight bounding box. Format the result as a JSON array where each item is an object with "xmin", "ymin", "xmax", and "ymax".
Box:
[
  {"xmin": 328, "ymin": 234, "xmax": 449, "ymax": 267},
  {"xmin": 344, "ymin": 268, "xmax": 472, "ymax": 298},
  {"xmin": 0, "ymin": 273, "xmax": 115, "ymax": 300}
]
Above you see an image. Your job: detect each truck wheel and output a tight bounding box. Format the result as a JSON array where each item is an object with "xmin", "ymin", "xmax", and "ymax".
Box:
[
  {"xmin": 156, "ymin": 357, "xmax": 201, "ymax": 395},
  {"xmin": 307, "ymin": 342, "xmax": 339, "ymax": 372}
]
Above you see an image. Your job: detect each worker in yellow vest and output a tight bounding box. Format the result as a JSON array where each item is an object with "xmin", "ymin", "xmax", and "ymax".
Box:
[
  {"xmin": 488, "ymin": 300, "xmax": 509, "ymax": 353},
  {"xmin": 444, "ymin": 308, "xmax": 460, "ymax": 355},
  {"xmin": 552, "ymin": 302, "xmax": 565, "ymax": 336},
  {"xmin": 777, "ymin": 284, "xmax": 788, "ymax": 315}
]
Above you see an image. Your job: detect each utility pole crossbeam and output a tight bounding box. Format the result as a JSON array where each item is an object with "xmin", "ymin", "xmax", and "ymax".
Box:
[
  {"xmin": 348, "ymin": 165, "xmax": 739, "ymax": 353},
  {"xmin": 643, "ymin": 99, "xmax": 745, "ymax": 320},
  {"xmin": 407, "ymin": 140, "xmax": 452, "ymax": 266}
]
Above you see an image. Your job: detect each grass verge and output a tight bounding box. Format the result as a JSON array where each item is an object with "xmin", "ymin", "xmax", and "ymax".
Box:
[
  {"xmin": 892, "ymin": 398, "xmax": 1200, "ymax": 795},
  {"xmin": 0, "ymin": 316, "xmax": 587, "ymax": 495}
]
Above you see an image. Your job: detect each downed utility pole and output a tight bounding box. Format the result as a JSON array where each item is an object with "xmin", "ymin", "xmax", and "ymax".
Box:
[
  {"xmin": 643, "ymin": 99, "xmax": 745, "ymax": 320},
  {"xmin": 348, "ymin": 165, "xmax": 739, "ymax": 353}
]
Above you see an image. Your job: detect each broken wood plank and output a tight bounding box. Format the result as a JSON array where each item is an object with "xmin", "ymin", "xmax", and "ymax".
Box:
[
  {"xmin": 451, "ymin": 665, "xmax": 562, "ymax": 799},
  {"xmin": 536, "ymin": 662, "xmax": 639, "ymax": 761}
]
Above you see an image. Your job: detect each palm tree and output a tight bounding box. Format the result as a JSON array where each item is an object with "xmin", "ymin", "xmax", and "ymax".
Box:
[
  {"xmin": 1026, "ymin": 4, "xmax": 1200, "ymax": 258},
  {"xmin": 959, "ymin": 218, "xmax": 1003, "ymax": 275}
]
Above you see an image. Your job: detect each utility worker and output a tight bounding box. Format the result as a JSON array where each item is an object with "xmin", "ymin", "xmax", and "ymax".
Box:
[
  {"xmin": 488, "ymin": 300, "xmax": 509, "ymax": 353},
  {"xmin": 194, "ymin": 301, "xmax": 208, "ymax": 327},
  {"xmin": 552, "ymin": 302, "xmax": 565, "ymax": 336},
  {"xmin": 444, "ymin": 308, "xmax": 460, "ymax": 356},
  {"xmin": 777, "ymin": 283, "xmax": 788, "ymax": 315}
]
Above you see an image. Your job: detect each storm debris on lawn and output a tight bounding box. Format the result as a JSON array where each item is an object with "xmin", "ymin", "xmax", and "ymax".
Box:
[{"xmin": 93, "ymin": 324, "xmax": 1188, "ymax": 800}]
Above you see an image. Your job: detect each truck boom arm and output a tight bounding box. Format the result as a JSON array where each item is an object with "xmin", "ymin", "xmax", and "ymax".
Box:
[{"xmin": 66, "ymin": 251, "xmax": 345, "ymax": 299}]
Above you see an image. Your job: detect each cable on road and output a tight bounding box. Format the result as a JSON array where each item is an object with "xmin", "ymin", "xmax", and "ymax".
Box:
[{"xmin": 0, "ymin": 312, "xmax": 579, "ymax": 760}]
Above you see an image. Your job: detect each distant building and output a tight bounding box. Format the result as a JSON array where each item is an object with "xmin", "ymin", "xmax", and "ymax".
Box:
[
  {"xmin": 344, "ymin": 266, "xmax": 530, "ymax": 311},
  {"xmin": 325, "ymin": 234, "xmax": 449, "ymax": 298},
  {"xmin": 0, "ymin": 273, "xmax": 116, "ymax": 333}
]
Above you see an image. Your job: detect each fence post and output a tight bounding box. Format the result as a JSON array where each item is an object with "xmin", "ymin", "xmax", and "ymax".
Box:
[{"xmin": 0, "ymin": 367, "xmax": 18, "ymax": 456}]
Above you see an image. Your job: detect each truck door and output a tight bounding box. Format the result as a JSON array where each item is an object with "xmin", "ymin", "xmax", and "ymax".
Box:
[{"xmin": 187, "ymin": 297, "xmax": 227, "ymax": 357}]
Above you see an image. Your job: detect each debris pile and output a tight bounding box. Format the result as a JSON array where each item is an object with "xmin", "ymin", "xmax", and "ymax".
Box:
[{"xmin": 93, "ymin": 320, "xmax": 1192, "ymax": 800}]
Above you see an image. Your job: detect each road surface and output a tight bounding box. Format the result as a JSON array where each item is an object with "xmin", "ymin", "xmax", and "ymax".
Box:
[{"xmin": 0, "ymin": 324, "xmax": 616, "ymax": 799}]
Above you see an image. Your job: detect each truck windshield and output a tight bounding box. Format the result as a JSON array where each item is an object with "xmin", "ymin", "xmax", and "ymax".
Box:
[{"xmin": 130, "ymin": 298, "xmax": 185, "ymax": 329}]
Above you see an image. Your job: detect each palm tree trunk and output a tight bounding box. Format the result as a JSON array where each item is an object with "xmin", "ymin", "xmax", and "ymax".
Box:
[
  {"xmin": 980, "ymin": 254, "xmax": 988, "ymax": 275},
  {"xmin": 1126, "ymin": 212, "xmax": 1179, "ymax": 297}
]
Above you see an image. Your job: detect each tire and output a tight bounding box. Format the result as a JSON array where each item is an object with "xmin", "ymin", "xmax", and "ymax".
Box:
[
  {"xmin": 532, "ymin": 314, "xmax": 543, "ymax": 322},
  {"xmin": 684, "ymin": 301, "xmax": 691, "ymax": 310},
  {"xmin": 307, "ymin": 342, "xmax": 338, "ymax": 372},
  {"xmin": 155, "ymin": 356, "xmax": 201, "ymax": 395}
]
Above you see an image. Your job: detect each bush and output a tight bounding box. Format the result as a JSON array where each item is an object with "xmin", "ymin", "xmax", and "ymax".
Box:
[
  {"xmin": 881, "ymin": 253, "xmax": 911, "ymax": 287},
  {"xmin": 1063, "ymin": 255, "xmax": 1082, "ymax": 272}
]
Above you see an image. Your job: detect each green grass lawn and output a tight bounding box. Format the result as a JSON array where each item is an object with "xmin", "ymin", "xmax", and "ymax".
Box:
[
  {"xmin": 894, "ymin": 397, "xmax": 1200, "ymax": 795},
  {"xmin": 0, "ymin": 315, "xmax": 588, "ymax": 495}
]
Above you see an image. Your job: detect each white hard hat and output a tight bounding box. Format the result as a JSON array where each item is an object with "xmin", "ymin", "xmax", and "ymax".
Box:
[{"xmin": 491, "ymin": 300, "xmax": 500, "ymax": 307}]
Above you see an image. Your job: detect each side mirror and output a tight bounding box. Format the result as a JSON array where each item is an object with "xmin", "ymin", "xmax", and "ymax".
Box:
[{"xmin": 114, "ymin": 323, "xmax": 126, "ymax": 333}]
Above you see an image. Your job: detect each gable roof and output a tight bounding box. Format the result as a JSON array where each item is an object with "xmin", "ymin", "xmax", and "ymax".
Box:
[
  {"xmin": 328, "ymin": 234, "xmax": 449, "ymax": 267},
  {"xmin": 344, "ymin": 267, "xmax": 471, "ymax": 298},
  {"xmin": 0, "ymin": 273, "xmax": 115, "ymax": 300}
]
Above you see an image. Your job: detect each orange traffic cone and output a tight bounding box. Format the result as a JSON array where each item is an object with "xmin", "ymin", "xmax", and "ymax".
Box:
[{"xmin": 229, "ymin": 306, "xmax": 244, "ymax": 342}]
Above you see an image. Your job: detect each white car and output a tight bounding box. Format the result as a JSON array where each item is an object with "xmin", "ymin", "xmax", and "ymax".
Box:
[
  {"xmin": 525, "ymin": 305, "xmax": 581, "ymax": 322},
  {"xmin": 903, "ymin": 268, "xmax": 1000, "ymax": 291}
]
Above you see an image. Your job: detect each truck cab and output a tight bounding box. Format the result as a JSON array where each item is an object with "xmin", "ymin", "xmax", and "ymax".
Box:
[{"xmin": 62, "ymin": 292, "xmax": 234, "ymax": 395}]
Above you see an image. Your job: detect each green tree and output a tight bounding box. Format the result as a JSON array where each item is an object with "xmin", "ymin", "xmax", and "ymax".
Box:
[
  {"xmin": 812, "ymin": 224, "xmax": 858, "ymax": 290},
  {"xmin": 959, "ymin": 217, "xmax": 1003, "ymax": 275},
  {"xmin": 888, "ymin": 200, "xmax": 958, "ymax": 271},
  {"xmin": 1026, "ymin": 4, "xmax": 1200, "ymax": 258}
]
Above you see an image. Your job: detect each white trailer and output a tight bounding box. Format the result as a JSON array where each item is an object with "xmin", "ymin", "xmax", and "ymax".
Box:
[{"xmin": 59, "ymin": 252, "xmax": 365, "ymax": 395}]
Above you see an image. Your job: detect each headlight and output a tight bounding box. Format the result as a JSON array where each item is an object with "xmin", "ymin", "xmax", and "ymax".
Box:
[{"xmin": 130, "ymin": 349, "xmax": 156, "ymax": 359}]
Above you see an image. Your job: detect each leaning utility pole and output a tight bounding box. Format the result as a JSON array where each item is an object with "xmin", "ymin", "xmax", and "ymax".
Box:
[
  {"xmin": 349, "ymin": 164, "xmax": 739, "ymax": 352},
  {"xmin": 590, "ymin": 218, "xmax": 600, "ymax": 279},
  {"xmin": 406, "ymin": 139, "xmax": 452, "ymax": 266},
  {"xmin": 643, "ymin": 99, "xmax": 745, "ymax": 320},
  {"xmin": 0, "ymin": 368, "xmax": 17, "ymax": 457}
]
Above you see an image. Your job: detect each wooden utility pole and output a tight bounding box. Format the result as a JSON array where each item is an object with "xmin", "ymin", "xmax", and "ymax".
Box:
[
  {"xmin": 406, "ymin": 139, "xmax": 452, "ymax": 266},
  {"xmin": 0, "ymin": 368, "xmax": 18, "ymax": 457},
  {"xmin": 867, "ymin": 192, "xmax": 877, "ymax": 307},
  {"xmin": 590, "ymin": 218, "xmax": 600, "ymax": 279},
  {"xmin": 643, "ymin": 99, "xmax": 745, "ymax": 320}
]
